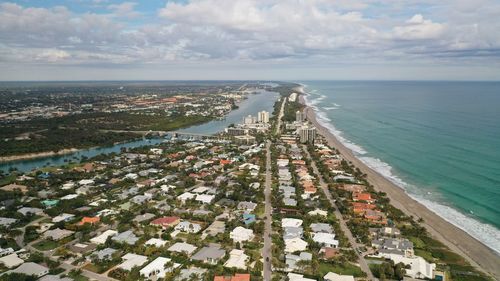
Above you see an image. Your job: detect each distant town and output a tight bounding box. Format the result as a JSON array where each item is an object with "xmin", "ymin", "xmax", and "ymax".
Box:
[{"xmin": 0, "ymin": 82, "xmax": 492, "ymax": 281}]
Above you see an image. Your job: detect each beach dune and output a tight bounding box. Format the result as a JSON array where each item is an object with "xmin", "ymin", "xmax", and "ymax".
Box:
[{"xmin": 299, "ymin": 94, "xmax": 500, "ymax": 280}]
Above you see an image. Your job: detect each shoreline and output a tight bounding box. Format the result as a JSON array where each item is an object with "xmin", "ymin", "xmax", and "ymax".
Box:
[
  {"xmin": 298, "ymin": 94, "xmax": 500, "ymax": 279},
  {"xmin": 0, "ymin": 148, "xmax": 81, "ymax": 163}
]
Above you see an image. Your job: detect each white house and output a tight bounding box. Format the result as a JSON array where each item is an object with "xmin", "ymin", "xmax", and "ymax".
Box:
[
  {"xmin": 175, "ymin": 221, "xmax": 202, "ymax": 233},
  {"xmin": 0, "ymin": 253, "xmax": 24, "ymax": 268},
  {"xmin": 195, "ymin": 194, "xmax": 215, "ymax": 204},
  {"xmin": 282, "ymin": 218, "xmax": 303, "ymax": 228},
  {"xmin": 52, "ymin": 213, "xmax": 75, "ymax": 223},
  {"xmin": 230, "ymin": 226, "xmax": 255, "ymax": 243},
  {"xmin": 308, "ymin": 209, "xmax": 328, "ymax": 217},
  {"xmin": 376, "ymin": 253, "xmax": 436, "ymax": 279},
  {"xmin": 224, "ymin": 249, "xmax": 249, "ymax": 269},
  {"xmin": 140, "ymin": 257, "xmax": 180, "ymax": 280},
  {"xmin": 90, "ymin": 230, "xmax": 118, "ymax": 245},
  {"xmin": 145, "ymin": 238, "xmax": 167, "ymax": 248},
  {"xmin": 124, "ymin": 173, "xmax": 138, "ymax": 180},
  {"xmin": 324, "ymin": 272, "xmax": 355, "ymax": 281},
  {"xmin": 78, "ymin": 179, "xmax": 94, "ymax": 186},
  {"xmin": 288, "ymin": 273, "xmax": 316, "ymax": 281},
  {"xmin": 177, "ymin": 192, "xmax": 196, "ymax": 203},
  {"xmin": 312, "ymin": 233, "xmax": 339, "ymax": 248},
  {"xmin": 117, "ymin": 253, "xmax": 148, "ymax": 271},
  {"xmin": 284, "ymin": 237, "xmax": 308, "ymax": 253},
  {"xmin": 7, "ymin": 262, "xmax": 49, "ymax": 278}
]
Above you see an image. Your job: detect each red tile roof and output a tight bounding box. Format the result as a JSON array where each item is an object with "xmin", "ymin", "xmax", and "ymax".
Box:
[{"xmin": 151, "ymin": 216, "xmax": 180, "ymax": 227}]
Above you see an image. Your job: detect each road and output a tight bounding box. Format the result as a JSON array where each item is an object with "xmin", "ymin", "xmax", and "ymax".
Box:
[
  {"xmin": 275, "ymin": 97, "xmax": 286, "ymax": 135},
  {"xmin": 262, "ymin": 140, "xmax": 273, "ymax": 281},
  {"xmin": 15, "ymin": 215, "xmax": 48, "ymax": 248},
  {"xmin": 302, "ymin": 144, "xmax": 376, "ymax": 281}
]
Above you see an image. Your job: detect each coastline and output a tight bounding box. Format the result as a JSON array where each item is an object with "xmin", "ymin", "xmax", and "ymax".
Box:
[
  {"xmin": 0, "ymin": 148, "xmax": 81, "ymax": 163},
  {"xmin": 298, "ymin": 93, "xmax": 500, "ymax": 280}
]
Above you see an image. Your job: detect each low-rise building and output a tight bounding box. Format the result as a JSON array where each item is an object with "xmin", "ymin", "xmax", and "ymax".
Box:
[
  {"xmin": 140, "ymin": 257, "xmax": 181, "ymax": 280},
  {"xmin": 224, "ymin": 249, "xmax": 249, "ymax": 269},
  {"xmin": 230, "ymin": 226, "xmax": 254, "ymax": 243}
]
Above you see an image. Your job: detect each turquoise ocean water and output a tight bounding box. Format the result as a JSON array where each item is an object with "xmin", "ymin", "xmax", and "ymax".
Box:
[{"xmin": 302, "ymin": 81, "xmax": 500, "ymax": 254}]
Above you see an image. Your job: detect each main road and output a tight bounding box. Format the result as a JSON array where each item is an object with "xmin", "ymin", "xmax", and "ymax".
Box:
[
  {"xmin": 302, "ymin": 144, "xmax": 376, "ymax": 281},
  {"xmin": 262, "ymin": 140, "xmax": 273, "ymax": 281},
  {"xmin": 275, "ymin": 97, "xmax": 286, "ymax": 135}
]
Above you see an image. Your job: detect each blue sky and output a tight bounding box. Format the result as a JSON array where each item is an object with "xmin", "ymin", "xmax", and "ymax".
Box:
[{"xmin": 0, "ymin": 0, "xmax": 499, "ymax": 81}]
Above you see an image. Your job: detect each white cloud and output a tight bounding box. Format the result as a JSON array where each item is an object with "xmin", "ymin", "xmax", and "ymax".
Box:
[
  {"xmin": 107, "ymin": 2, "xmax": 140, "ymax": 19},
  {"xmin": 393, "ymin": 14, "xmax": 446, "ymax": 40}
]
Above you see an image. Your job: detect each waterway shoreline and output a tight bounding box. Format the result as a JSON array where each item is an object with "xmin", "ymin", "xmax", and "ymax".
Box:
[
  {"xmin": 298, "ymin": 92, "xmax": 500, "ymax": 280},
  {"xmin": 0, "ymin": 148, "xmax": 81, "ymax": 163}
]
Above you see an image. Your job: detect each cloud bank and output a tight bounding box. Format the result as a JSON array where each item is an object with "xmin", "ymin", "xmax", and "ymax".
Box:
[{"xmin": 0, "ymin": 0, "xmax": 499, "ymax": 80}]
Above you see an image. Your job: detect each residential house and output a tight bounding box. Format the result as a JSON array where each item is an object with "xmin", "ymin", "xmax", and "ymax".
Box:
[
  {"xmin": 176, "ymin": 267, "xmax": 207, "ymax": 281},
  {"xmin": 6, "ymin": 262, "xmax": 49, "ymax": 278},
  {"xmin": 43, "ymin": 228, "xmax": 74, "ymax": 241},
  {"xmin": 324, "ymin": 272, "xmax": 355, "ymax": 281},
  {"xmin": 175, "ymin": 221, "xmax": 202, "ymax": 233},
  {"xmin": 17, "ymin": 207, "xmax": 44, "ymax": 216},
  {"xmin": 237, "ymin": 201, "xmax": 257, "ymax": 212},
  {"xmin": 191, "ymin": 244, "xmax": 226, "ymax": 265},
  {"xmin": 285, "ymin": 252, "xmax": 312, "ymax": 272},
  {"xmin": 140, "ymin": 257, "xmax": 180, "ymax": 280},
  {"xmin": 0, "ymin": 253, "xmax": 24, "ymax": 268},
  {"xmin": 230, "ymin": 226, "xmax": 254, "ymax": 243},
  {"xmin": 312, "ymin": 233, "xmax": 339, "ymax": 248},
  {"xmin": 214, "ymin": 273, "xmax": 251, "ymax": 281},
  {"xmin": 91, "ymin": 248, "xmax": 118, "ymax": 261},
  {"xmin": 168, "ymin": 242, "xmax": 197, "ymax": 256},
  {"xmin": 112, "ymin": 230, "xmax": 139, "ymax": 245},
  {"xmin": 224, "ymin": 249, "xmax": 249, "ymax": 270},
  {"xmin": 151, "ymin": 216, "xmax": 180, "ymax": 228},
  {"xmin": 287, "ymin": 273, "xmax": 316, "ymax": 281},
  {"xmin": 145, "ymin": 238, "xmax": 167, "ymax": 248},
  {"xmin": 310, "ymin": 223, "xmax": 333, "ymax": 234},
  {"xmin": 52, "ymin": 213, "xmax": 75, "ymax": 223},
  {"xmin": 202, "ymin": 221, "xmax": 226, "ymax": 239},
  {"xmin": 77, "ymin": 216, "xmax": 100, "ymax": 226},
  {"xmin": 284, "ymin": 237, "xmax": 308, "ymax": 253},
  {"xmin": 90, "ymin": 230, "xmax": 118, "ymax": 245},
  {"xmin": 117, "ymin": 253, "xmax": 148, "ymax": 271},
  {"xmin": 196, "ymin": 194, "xmax": 215, "ymax": 204}
]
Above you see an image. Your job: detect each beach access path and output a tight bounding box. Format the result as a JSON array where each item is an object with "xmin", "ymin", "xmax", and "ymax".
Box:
[{"xmin": 300, "ymin": 96, "xmax": 500, "ymax": 280}]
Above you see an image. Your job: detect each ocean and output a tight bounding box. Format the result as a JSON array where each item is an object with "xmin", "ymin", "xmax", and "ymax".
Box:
[{"xmin": 302, "ymin": 81, "xmax": 500, "ymax": 254}]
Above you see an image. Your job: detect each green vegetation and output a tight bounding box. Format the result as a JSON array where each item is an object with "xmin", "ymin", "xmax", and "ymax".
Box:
[
  {"xmin": 0, "ymin": 273, "xmax": 37, "ymax": 281},
  {"xmin": 33, "ymin": 239, "xmax": 59, "ymax": 251},
  {"xmin": 369, "ymin": 261, "xmax": 406, "ymax": 280},
  {"xmin": 0, "ymin": 112, "xmax": 211, "ymax": 157},
  {"xmin": 318, "ymin": 262, "xmax": 366, "ymax": 277}
]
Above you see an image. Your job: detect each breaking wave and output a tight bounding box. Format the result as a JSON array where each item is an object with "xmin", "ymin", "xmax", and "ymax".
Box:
[{"xmin": 303, "ymin": 87, "xmax": 500, "ymax": 255}]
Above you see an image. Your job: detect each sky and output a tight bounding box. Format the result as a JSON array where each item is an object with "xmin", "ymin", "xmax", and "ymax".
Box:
[{"xmin": 0, "ymin": 0, "xmax": 499, "ymax": 81}]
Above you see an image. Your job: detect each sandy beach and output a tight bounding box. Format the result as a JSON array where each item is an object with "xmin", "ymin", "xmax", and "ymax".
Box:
[{"xmin": 298, "ymin": 93, "xmax": 500, "ymax": 280}]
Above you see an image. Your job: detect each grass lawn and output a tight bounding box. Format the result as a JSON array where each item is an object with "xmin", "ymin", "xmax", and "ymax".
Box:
[
  {"xmin": 408, "ymin": 236, "xmax": 425, "ymax": 249},
  {"xmin": 83, "ymin": 262, "xmax": 113, "ymax": 274},
  {"xmin": 33, "ymin": 239, "xmax": 59, "ymax": 251},
  {"xmin": 414, "ymin": 249, "xmax": 434, "ymax": 263},
  {"xmin": 318, "ymin": 262, "xmax": 366, "ymax": 277},
  {"xmin": 72, "ymin": 275, "xmax": 89, "ymax": 281}
]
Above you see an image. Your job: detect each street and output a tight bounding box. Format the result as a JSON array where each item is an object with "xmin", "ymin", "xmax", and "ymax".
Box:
[
  {"xmin": 302, "ymin": 144, "xmax": 376, "ymax": 281},
  {"xmin": 262, "ymin": 140, "xmax": 273, "ymax": 281}
]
